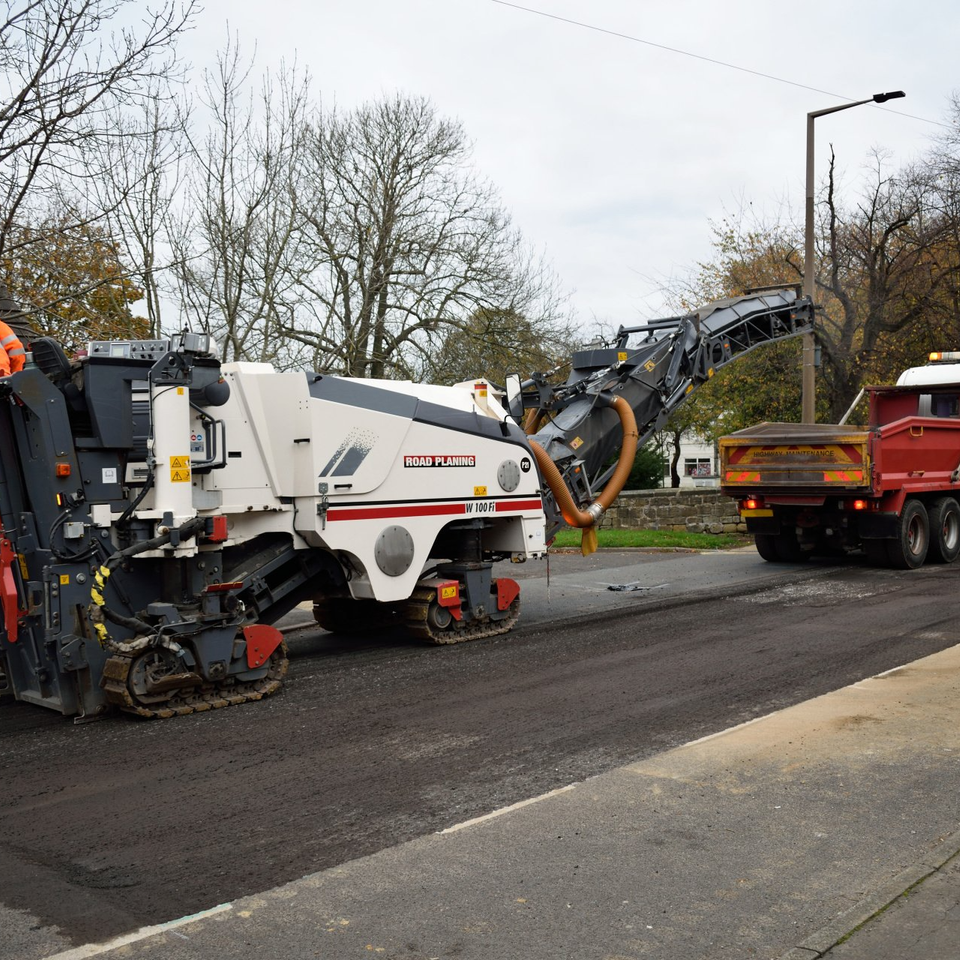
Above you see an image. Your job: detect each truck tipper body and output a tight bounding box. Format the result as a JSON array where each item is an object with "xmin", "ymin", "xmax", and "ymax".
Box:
[{"xmin": 720, "ymin": 360, "xmax": 960, "ymax": 569}]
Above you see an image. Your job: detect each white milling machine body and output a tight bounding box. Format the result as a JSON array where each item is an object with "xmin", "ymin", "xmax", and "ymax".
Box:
[
  {"xmin": 0, "ymin": 289, "xmax": 812, "ymax": 718},
  {"xmin": 189, "ymin": 364, "xmax": 546, "ymax": 606}
]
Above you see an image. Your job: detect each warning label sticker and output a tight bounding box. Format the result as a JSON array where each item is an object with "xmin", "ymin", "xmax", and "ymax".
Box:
[
  {"xmin": 403, "ymin": 455, "xmax": 476, "ymax": 468},
  {"xmin": 169, "ymin": 455, "xmax": 191, "ymax": 483}
]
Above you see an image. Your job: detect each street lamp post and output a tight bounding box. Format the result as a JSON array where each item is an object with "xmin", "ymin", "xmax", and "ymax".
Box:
[{"xmin": 801, "ymin": 90, "xmax": 905, "ymax": 424}]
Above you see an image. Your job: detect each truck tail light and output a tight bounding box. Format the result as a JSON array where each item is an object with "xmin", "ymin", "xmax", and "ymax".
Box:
[
  {"xmin": 851, "ymin": 499, "xmax": 868, "ymax": 510},
  {"xmin": 743, "ymin": 497, "xmax": 762, "ymax": 510}
]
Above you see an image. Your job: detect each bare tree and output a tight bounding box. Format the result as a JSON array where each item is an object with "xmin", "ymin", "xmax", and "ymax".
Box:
[
  {"xmin": 815, "ymin": 147, "xmax": 960, "ymax": 419},
  {"xmin": 291, "ymin": 94, "xmax": 567, "ymax": 378},
  {"xmin": 0, "ymin": 0, "xmax": 197, "ymax": 328},
  {"xmin": 89, "ymin": 91, "xmax": 190, "ymax": 336},
  {"xmin": 173, "ymin": 42, "xmax": 312, "ymax": 364}
]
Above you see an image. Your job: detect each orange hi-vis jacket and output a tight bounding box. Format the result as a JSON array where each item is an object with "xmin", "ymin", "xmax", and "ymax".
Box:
[{"xmin": 0, "ymin": 320, "xmax": 25, "ymax": 376}]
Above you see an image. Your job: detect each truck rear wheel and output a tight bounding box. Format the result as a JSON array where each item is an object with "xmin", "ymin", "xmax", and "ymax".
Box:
[
  {"xmin": 754, "ymin": 534, "xmax": 780, "ymax": 562},
  {"xmin": 754, "ymin": 532, "xmax": 807, "ymax": 563},
  {"xmin": 927, "ymin": 496, "xmax": 960, "ymax": 563},
  {"xmin": 887, "ymin": 499, "xmax": 929, "ymax": 569}
]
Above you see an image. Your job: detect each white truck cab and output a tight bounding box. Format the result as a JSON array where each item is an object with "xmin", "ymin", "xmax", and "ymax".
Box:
[{"xmin": 896, "ymin": 351, "xmax": 960, "ymax": 386}]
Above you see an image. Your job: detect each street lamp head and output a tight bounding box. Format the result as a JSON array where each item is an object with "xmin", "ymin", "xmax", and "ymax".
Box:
[{"xmin": 872, "ymin": 91, "xmax": 906, "ymax": 103}]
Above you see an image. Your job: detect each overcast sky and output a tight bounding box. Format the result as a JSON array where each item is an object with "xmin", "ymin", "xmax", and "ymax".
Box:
[{"xmin": 182, "ymin": 0, "xmax": 958, "ymax": 332}]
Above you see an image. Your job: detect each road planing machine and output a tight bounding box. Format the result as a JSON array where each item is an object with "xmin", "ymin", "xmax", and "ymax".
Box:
[{"xmin": 0, "ymin": 290, "xmax": 812, "ymax": 719}]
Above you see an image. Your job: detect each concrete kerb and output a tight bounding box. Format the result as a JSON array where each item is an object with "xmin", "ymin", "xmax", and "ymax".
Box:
[{"xmin": 776, "ymin": 827, "xmax": 960, "ymax": 960}]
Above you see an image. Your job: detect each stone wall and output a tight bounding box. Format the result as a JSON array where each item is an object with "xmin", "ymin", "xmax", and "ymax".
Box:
[{"xmin": 601, "ymin": 488, "xmax": 746, "ymax": 535}]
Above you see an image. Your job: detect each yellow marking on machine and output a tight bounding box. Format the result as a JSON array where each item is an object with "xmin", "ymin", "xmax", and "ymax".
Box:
[
  {"xmin": 170, "ymin": 455, "xmax": 191, "ymax": 482},
  {"xmin": 725, "ymin": 471, "xmax": 761, "ymax": 483},
  {"xmin": 823, "ymin": 469, "xmax": 864, "ymax": 483}
]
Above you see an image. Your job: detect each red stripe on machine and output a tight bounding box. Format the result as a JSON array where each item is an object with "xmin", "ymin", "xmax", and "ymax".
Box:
[
  {"xmin": 495, "ymin": 498, "xmax": 543, "ymax": 512},
  {"xmin": 327, "ymin": 497, "xmax": 543, "ymax": 522},
  {"xmin": 327, "ymin": 503, "xmax": 468, "ymax": 522}
]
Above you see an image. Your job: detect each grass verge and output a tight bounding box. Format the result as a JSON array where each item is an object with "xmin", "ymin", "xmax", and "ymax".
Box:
[{"xmin": 550, "ymin": 528, "xmax": 749, "ymax": 550}]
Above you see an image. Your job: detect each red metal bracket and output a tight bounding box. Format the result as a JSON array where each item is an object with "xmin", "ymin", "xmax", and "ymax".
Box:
[
  {"xmin": 437, "ymin": 580, "xmax": 460, "ymax": 608},
  {"xmin": 495, "ymin": 578, "xmax": 520, "ymax": 611},
  {"xmin": 436, "ymin": 580, "xmax": 463, "ymax": 621},
  {"xmin": 243, "ymin": 624, "xmax": 284, "ymax": 669},
  {"xmin": 207, "ymin": 515, "xmax": 228, "ymax": 542},
  {"xmin": 0, "ymin": 534, "xmax": 23, "ymax": 643}
]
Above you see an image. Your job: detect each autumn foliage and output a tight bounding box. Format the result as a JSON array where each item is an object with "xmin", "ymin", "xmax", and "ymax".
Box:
[{"xmin": 1, "ymin": 215, "xmax": 148, "ymax": 351}]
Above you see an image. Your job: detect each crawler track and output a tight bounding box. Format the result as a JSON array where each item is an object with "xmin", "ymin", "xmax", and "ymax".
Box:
[
  {"xmin": 403, "ymin": 586, "xmax": 520, "ymax": 643},
  {"xmin": 313, "ymin": 590, "xmax": 521, "ymax": 644},
  {"xmin": 100, "ymin": 644, "xmax": 288, "ymax": 719}
]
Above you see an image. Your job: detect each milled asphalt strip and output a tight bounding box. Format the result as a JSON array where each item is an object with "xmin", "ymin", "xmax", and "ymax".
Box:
[
  {"xmin": 40, "ymin": 904, "xmax": 233, "ymax": 960},
  {"xmin": 776, "ymin": 830, "xmax": 960, "ymax": 960}
]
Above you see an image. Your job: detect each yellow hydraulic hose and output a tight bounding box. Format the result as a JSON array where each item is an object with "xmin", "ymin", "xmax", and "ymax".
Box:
[{"xmin": 529, "ymin": 395, "xmax": 639, "ymax": 556}]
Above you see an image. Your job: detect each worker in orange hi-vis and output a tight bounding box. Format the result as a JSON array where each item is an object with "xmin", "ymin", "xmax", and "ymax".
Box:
[{"xmin": 0, "ymin": 319, "xmax": 26, "ymax": 376}]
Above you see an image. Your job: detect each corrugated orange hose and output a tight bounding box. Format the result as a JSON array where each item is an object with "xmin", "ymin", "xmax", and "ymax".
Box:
[{"xmin": 529, "ymin": 396, "xmax": 639, "ymax": 555}]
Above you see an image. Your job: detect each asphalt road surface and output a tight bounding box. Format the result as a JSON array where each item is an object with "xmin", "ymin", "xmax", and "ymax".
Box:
[{"xmin": 2, "ymin": 548, "xmax": 959, "ymax": 950}]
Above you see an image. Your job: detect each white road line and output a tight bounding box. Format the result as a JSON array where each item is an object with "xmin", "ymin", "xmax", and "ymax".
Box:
[
  {"xmin": 42, "ymin": 903, "xmax": 232, "ymax": 960},
  {"xmin": 440, "ymin": 783, "xmax": 579, "ymax": 834}
]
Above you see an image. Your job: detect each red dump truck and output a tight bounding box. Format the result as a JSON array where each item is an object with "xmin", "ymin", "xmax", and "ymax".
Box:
[{"xmin": 719, "ymin": 354, "xmax": 960, "ymax": 569}]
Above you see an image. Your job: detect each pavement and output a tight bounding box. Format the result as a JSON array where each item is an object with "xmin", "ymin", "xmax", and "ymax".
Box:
[{"xmin": 26, "ymin": 616, "xmax": 960, "ymax": 960}]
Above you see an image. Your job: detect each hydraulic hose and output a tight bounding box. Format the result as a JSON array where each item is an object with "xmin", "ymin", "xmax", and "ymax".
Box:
[
  {"xmin": 88, "ymin": 517, "xmax": 206, "ymax": 647},
  {"xmin": 530, "ymin": 394, "xmax": 639, "ymax": 555}
]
